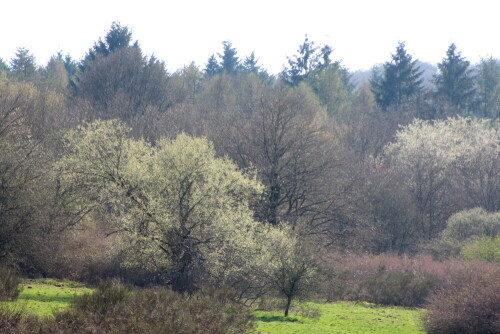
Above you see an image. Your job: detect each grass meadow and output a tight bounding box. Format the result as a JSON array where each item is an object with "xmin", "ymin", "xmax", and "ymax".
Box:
[{"xmin": 2, "ymin": 278, "xmax": 425, "ymax": 333}]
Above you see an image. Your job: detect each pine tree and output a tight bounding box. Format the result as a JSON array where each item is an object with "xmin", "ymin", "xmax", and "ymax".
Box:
[
  {"xmin": 10, "ymin": 47, "xmax": 37, "ymax": 81},
  {"xmin": 476, "ymin": 57, "xmax": 500, "ymax": 118},
  {"xmin": 242, "ymin": 52, "xmax": 260, "ymax": 73},
  {"xmin": 204, "ymin": 54, "xmax": 221, "ymax": 77},
  {"xmin": 219, "ymin": 41, "xmax": 239, "ymax": 74},
  {"xmin": 282, "ymin": 36, "xmax": 334, "ymax": 86},
  {"xmin": 81, "ymin": 22, "xmax": 138, "ymax": 70},
  {"xmin": 434, "ymin": 44, "xmax": 475, "ymax": 111},
  {"xmin": 370, "ymin": 42, "xmax": 423, "ymax": 109}
]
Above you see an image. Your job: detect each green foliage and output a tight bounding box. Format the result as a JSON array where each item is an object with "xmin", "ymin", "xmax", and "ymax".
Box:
[
  {"xmin": 0, "ymin": 267, "xmax": 21, "ymax": 301},
  {"xmin": 442, "ymin": 208, "xmax": 500, "ymax": 241},
  {"xmin": 44, "ymin": 54, "xmax": 69, "ymax": 91},
  {"xmin": 205, "ymin": 54, "xmax": 222, "ymax": 77},
  {"xmin": 1, "ymin": 280, "xmax": 254, "ymax": 334},
  {"xmin": 73, "ymin": 280, "xmax": 128, "ymax": 317},
  {"xmin": 260, "ymin": 226, "xmax": 318, "ymax": 316},
  {"xmin": 9, "ymin": 47, "xmax": 37, "ymax": 81},
  {"xmin": 75, "ymin": 45, "xmax": 170, "ymax": 120},
  {"xmin": 0, "ymin": 59, "xmax": 9, "ymax": 73},
  {"xmin": 476, "ymin": 57, "xmax": 500, "ymax": 119},
  {"xmin": 370, "ymin": 42, "xmax": 423, "ymax": 109},
  {"xmin": 59, "ymin": 120, "xmax": 267, "ymax": 292},
  {"xmin": 82, "ymin": 21, "xmax": 137, "ymax": 69},
  {"xmin": 434, "ymin": 44, "xmax": 475, "ymax": 112},
  {"xmin": 282, "ymin": 36, "xmax": 339, "ymax": 86},
  {"xmin": 310, "ymin": 64, "xmax": 351, "ymax": 117},
  {"xmin": 219, "ymin": 41, "xmax": 240, "ymax": 74},
  {"xmin": 460, "ymin": 235, "xmax": 500, "ymax": 262}
]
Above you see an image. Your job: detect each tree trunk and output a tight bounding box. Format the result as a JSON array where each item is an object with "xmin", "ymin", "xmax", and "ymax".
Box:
[{"xmin": 284, "ymin": 295, "xmax": 292, "ymax": 317}]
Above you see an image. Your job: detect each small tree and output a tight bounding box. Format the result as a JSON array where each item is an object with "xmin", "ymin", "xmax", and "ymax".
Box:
[{"xmin": 262, "ymin": 226, "xmax": 317, "ymax": 317}]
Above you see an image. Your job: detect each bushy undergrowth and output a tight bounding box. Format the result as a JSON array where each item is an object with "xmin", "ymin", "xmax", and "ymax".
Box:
[
  {"xmin": 323, "ymin": 253, "xmax": 499, "ymax": 308},
  {"xmin": 461, "ymin": 235, "xmax": 500, "ymax": 262},
  {"xmin": 424, "ymin": 267, "xmax": 500, "ymax": 334},
  {"xmin": 0, "ymin": 266, "xmax": 22, "ymax": 301},
  {"xmin": 0, "ymin": 281, "xmax": 254, "ymax": 334}
]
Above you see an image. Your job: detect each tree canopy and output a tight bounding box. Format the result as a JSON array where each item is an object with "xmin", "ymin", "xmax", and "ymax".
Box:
[{"xmin": 370, "ymin": 42, "xmax": 423, "ymax": 109}]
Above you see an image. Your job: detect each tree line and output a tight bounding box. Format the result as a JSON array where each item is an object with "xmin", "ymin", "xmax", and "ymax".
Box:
[{"xmin": 0, "ymin": 22, "xmax": 499, "ymax": 314}]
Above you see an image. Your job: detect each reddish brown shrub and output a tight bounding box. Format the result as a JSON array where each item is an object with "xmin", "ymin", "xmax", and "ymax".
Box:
[
  {"xmin": 322, "ymin": 252, "xmax": 500, "ymax": 309},
  {"xmin": 424, "ymin": 266, "xmax": 500, "ymax": 334}
]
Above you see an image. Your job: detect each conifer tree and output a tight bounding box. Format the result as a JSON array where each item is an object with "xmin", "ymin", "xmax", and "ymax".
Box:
[
  {"xmin": 219, "ymin": 41, "xmax": 239, "ymax": 74},
  {"xmin": 204, "ymin": 54, "xmax": 221, "ymax": 77},
  {"xmin": 476, "ymin": 57, "xmax": 500, "ymax": 119},
  {"xmin": 434, "ymin": 43, "xmax": 475, "ymax": 111},
  {"xmin": 81, "ymin": 22, "xmax": 138, "ymax": 70},
  {"xmin": 282, "ymin": 36, "xmax": 334, "ymax": 86},
  {"xmin": 10, "ymin": 47, "xmax": 37, "ymax": 81},
  {"xmin": 370, "ymin": 42, "xmax": 423, "ymax": 109}
]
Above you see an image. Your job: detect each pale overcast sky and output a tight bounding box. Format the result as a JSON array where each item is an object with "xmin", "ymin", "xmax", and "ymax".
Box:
[{"xmin": 1, "ymin": 0, "xmax": 499, "ymax": 74}]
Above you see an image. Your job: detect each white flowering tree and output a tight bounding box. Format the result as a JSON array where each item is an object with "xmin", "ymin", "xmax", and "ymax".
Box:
[
  {"xmin": 59, "ymin": 120, "xmax": 270, "ymax": 292},
  {"xmin": 384, "ymin": 117, "xmax": 499, "ymax": 239}
]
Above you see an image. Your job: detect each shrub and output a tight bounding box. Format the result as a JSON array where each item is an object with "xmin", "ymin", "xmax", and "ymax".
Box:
[
  {"xmin": 442, "ymin": 208, "xmax": 500, "ymax": 241},
  {"xmin": 4, "ymin": 282, "xmax": 252, "ymax": 334},
  {"xmin": 71, "ymin": 279, "xmax": 129, "ymax": 316},
  {"xmin": 1, "ymin": 281, "xmax": 255, "ymax": 334},
  {"xmin": 424, "ymin": 267, "xmax": 500, "ymax": 334},
  {"xmin": 424, "ymin": 208, "xmax": 500, "ymax": 260},
  {"xmin": 323, "ymin": 252, "xmax": 500, "ymax": 308},
  {"xmin": 461, "ymin": 235, "xmax": 500, "ymax": 262},
  {"xmin": 0, "ymin": 266, "xmax": 22, "ymax": 301},
  {"xmin": 360, "ymin": 269, "xmax": 438, "ymax": 307},
  {"xmin": 0, "ymin": 307, "xmax": 23, "ymax": 334}
]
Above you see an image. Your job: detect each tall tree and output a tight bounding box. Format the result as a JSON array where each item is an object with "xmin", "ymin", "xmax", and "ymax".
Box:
[
  {"xmin": 219, "ymin": 41, "xmax": 239, "ymax": 74},
  {"xmin": 282, "ymin": 36, "xmax": 335, "ymax": 86},
  {"xmin": 434, "ymin": 44, "xmax": 475, "ymax": 112},
  {"xmin": 75, "ymin": 47, "xmax": 170, "ymax": 120},
  {"xmin": 10, "ymin": 47, "xmax": 37, "ymax": 81},
  {"xmin": 81, "ymin": 22, "xmax": 137, "ymax": 70},
  {"xmin": 370, "ymin": 42, "xmax": 423, "ymax": 109},
  {"xmin": 44, "ymin": 54, "xmax": 69, "ymax": 91},
  {"xmin": 476, "ymin": 57, "xmax": 500, "ymax": 119}
]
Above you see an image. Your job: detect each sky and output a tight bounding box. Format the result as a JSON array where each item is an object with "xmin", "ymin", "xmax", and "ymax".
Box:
[{"xmin": 1, "ymin": 0, "xmax": 499, "ymax": 74}]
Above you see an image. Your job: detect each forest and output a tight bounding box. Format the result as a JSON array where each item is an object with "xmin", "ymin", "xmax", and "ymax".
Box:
[{"xmin": 0, "ymin": 22, "xmax": 499, "ymax": 333}]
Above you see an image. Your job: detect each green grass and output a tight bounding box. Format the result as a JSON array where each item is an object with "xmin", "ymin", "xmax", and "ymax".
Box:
[
  {"xmin": 2, "ymin": 279, "xmax": 425, "ymax": 333},
  {"xmin": 255, "ymin": 301, "xmax": 425, "ymax": 334},
  {"xmin": 0, "ymin": 278, "xmax": 92, "ymax": 316}
]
